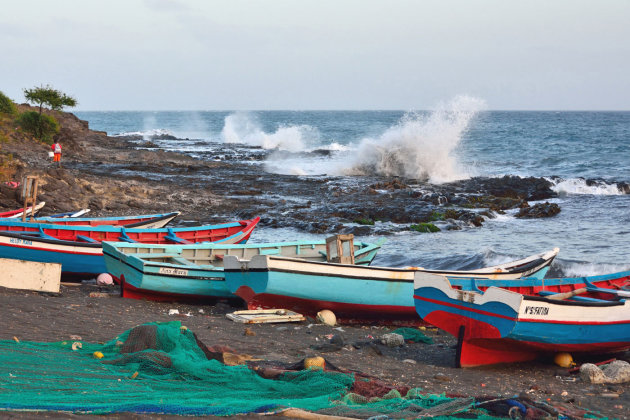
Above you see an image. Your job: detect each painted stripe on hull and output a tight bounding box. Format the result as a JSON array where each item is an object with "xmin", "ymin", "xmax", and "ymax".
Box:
[
  {"xmin": 121, "ymin": 278, "xmax": 238, "ymax": 302},
  {"xmin": 236, "ymin": 286, "xmax": 422, "ymax": 324}
]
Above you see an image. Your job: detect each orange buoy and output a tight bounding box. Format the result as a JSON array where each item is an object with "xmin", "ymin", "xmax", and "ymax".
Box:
[
  {"xmin": 304, "ymin": 356, "xmax": 326, "ymax": 370},
  {"xmin": 554, "ymin": 352, "xmax": 574, "ymax": 368}
]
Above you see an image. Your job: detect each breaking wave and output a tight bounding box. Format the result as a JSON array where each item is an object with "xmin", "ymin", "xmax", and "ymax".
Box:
[
  {"xmin": 344, "ymin": 95, "xmax": 485, "ymax": 183},
  {"xmin": 113, "ymin": 128, "xmax": 175, "ymax": 139},
  {"xmin": 552, "ymin": 260, "xmax": 630, "ymax": 278},
  {"xmin": 547, "ymin": 177, "xmax": 628, "ymax": 195},
  {"xmin": 221, "ymin": 112, "xmax": 320, "ymax": 152}
]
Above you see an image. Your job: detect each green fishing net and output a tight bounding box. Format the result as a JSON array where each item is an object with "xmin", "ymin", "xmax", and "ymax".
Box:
[
  {"xmin": 391, "ymin": 327, "xmax": 434, "ymax": 344},
  {"xmin": 0, "ymin": 321, "xmax": 496, "ymax": 418}
]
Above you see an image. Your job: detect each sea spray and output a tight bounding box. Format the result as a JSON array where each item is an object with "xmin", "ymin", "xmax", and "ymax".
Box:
[
  {"xmin": 345, "ymin": 95, "xmax": 485, "ymax": 183},
  {"xmin": 114, "ymin": 111, "xmax": 210, "ymax": 141},
  {"xmin": 547, "ymin": 177, "xmax": 626, "ymax": 196},
  {"xmin": 221, "ymin": 112, "xmax": 320, "ymax": 152},
  {"xmin": 142, "ymin": 114, "xmax": 158, "ymax": 141},
  {"xmin": 553, "ymin": 261, "xmax": 630, "ymax": 278}
]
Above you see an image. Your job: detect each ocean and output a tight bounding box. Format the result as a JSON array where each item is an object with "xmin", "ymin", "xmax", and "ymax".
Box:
[{"xmin": 75, "ymin": 96, "xmax": 630, "ymax": 277}]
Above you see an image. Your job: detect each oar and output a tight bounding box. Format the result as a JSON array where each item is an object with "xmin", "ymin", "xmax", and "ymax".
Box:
[
  {"xmin": 585, "ymin": 279, "xmax": 630, "ymax": 298},
  {"xmin": 546, "ymin": 287, "xmax": 588, "ymax": 300}
]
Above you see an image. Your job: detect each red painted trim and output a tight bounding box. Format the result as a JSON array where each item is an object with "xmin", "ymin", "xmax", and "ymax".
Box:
[
  {"xmin": 237, "ymin": 289, "xmax": 423, "ymax": 325},
  {"xmin": 413, "ymin": 294, "xmax": 517, "ymax": 321},
  {"xmin": 121, "ymin": 280, "xmax": 239, "ymax": 303},
  {"xmin": 519, "ymin": 318, "xmax": 630, "ymax": 326}
]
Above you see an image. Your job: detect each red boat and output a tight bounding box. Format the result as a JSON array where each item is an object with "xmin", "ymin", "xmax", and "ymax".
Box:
[{"xmin": 0, "ymin": 217, "xmax": 260, "ymax": 276}]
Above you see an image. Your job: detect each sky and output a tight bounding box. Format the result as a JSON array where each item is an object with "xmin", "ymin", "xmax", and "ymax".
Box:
[{"xmin": 1, "ymin": 0, "xmax": 629, "ymax": 111}]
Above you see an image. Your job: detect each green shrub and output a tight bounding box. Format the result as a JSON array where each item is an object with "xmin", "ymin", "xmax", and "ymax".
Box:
[
  {"xmin": 410, "ymin": 223, "xmax": 440, "ymax": 233},
  {"xmin": 17, "ymin": 111, "xmax": 59, "ymax": 143},
  {"xmin": 353, "ymin": 218, "xmax": 375, "ymax": 225},
  {"xmin": 0, "ymin": 91, "xmax": 17, "ymax": 115}
]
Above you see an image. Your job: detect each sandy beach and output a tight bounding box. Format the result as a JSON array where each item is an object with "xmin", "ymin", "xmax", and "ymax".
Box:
[{"xmin": 1, "ymin": 282, "xmax": 628, "ymax": 419}]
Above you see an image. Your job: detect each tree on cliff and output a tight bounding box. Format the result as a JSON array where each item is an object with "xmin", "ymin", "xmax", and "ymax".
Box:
[
  {"xmin": 19, "ymin": 85, "xmax": 77, "ymax": 143},
  {"xmin": 0, "ymin": 91, "xmax": 17, "ymax": 115},
  {"xmin": 23, "ymin": 85, "xmax": 77, "ymax": 115}
]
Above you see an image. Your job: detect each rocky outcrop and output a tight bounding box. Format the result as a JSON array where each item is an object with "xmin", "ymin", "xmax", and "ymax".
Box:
[{"xmin": 515, "ymin": 202, "xmax": 561, "ymax": 218}]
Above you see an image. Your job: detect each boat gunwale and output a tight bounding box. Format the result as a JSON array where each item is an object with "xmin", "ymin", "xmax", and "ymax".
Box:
[{"xmin": 223, "ymin": 251, "xmax": 557, "ymax": 279}]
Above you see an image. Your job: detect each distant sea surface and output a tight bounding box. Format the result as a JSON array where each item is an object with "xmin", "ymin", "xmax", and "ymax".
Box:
[{"xmin": 76, "ymin": 98, "xmax": 630, "ymax": 277}]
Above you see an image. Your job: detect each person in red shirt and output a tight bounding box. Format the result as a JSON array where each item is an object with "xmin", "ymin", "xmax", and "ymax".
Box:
[{"xmin": 51, "ymin": 142, "xmax": 62, "ymax": 167}]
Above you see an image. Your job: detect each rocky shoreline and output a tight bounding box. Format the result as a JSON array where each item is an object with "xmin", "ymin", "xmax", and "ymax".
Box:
[{"xmin": 0, "ymin": 107, "xmax": 593, "ymax": 235}]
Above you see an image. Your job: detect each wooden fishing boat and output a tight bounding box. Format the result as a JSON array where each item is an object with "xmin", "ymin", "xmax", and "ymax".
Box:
[
  {"xmin": 0, "ymin": 202, "xmax": 46, "ymax": 219},
  {"xmin": 102, "ymin": 239, "xmax": 383, "ymax": 301},
  {"xmin": 413, "ymin": 273, "xmax": 630, "ymax": 367},
  {"xmin": 0, "ymin": 217, "xmax": 259, "ymax": 276},
  {"xmin": 28, "ymin": 211, "xmax": 180, "ymax": 228},
  {"xmin": 222, "ymin": 248, "xmax": 560, "ymax": 323}
]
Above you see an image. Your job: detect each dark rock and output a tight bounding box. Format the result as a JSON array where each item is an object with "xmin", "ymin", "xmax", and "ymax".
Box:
[
  {"xmin": 342, "ymin": 225, "xmax": 373, "ymax": 236},
  {"xmin": 458, "ymin": 212, "xmax": 485, "ymax": 226},
  {"xmin": 330, "ymin": 334, "xmax": 345, "ymax": 346},
  {"xmin": 449, "ymin": 175, "xmax": 556, "ymax": 201},
  {"xmin": 516, "ymin": 202, "xmax": 561, "ymax": 218},
  {"xmin": 370, "ymin": 178, "xmax": 409, "ymax": 191}
]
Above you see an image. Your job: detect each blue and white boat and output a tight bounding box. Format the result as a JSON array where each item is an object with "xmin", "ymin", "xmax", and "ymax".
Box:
[
  {"xmin": 413, "ymin": 272, "xmax": 630, "ymax": 367},
  {"xmin": 102, "ymin": 239, "xmax": 382, "ymax": 301},
  {"xmin": 222, "ymin": 248, "xmax": 559, "ymax": 323}
]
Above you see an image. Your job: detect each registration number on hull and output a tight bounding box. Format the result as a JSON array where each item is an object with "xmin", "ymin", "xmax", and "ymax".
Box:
[
  {"xmin": 524, "ymin": 306, "xmax": 549, "ymax": 316},
  {"xmin": 9, "ymin": 238, "xmax": 33, "ymax": 245},
  {"xmin": 158, "ymin": 267, "xmax": 189, "ymax": 276}
]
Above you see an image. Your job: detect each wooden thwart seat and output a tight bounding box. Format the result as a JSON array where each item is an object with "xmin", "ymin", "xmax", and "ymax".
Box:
[
  {"xmin": 118, "ymin": 229, "xmax": 137, "ymax": 243},
  {"xmin": 76, "ymin": 235, "xmax": 99, "ymax": 243},
  {"xmin": 165, "ymin": 228, "xmax": 193, "ymax": 244}
]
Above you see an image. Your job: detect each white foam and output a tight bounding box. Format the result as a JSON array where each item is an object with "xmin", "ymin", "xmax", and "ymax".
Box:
[
  {"xmin": 343, "ymin": 95, "xmax": 485, "ymax": 183},
  {"xmin": 556, "ymin": 261, "xmax": 630, "ymax": 277},
  {"xmin": 481, "ymin": 249, "xmax": 516, "ymax": 267},
  {"xmin": 264, "ymin": 150, "xmax": 341, "ymax": 176},
  {"xmin": 221, "ymin": 112, "xmax": 320, "ymax": 152},
  {"xmin": 113, "ymin": 128, "xmax": 175, "ymax": 139},
  {"xmin": 318, "ymin": 142, "xmax": 350, "ymax": 152},
  {"xmin": 547, "ymin": 178, "xmax": 624, "ymax": 196},
  {"xmin": 487, "ymin": 211, "xmax": 516, "ymax": 222}
]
